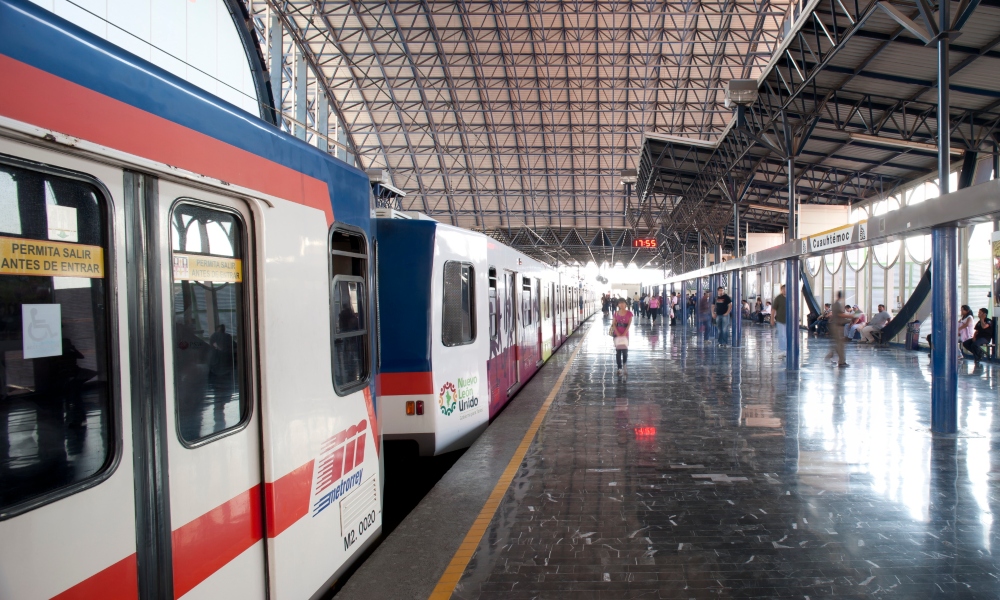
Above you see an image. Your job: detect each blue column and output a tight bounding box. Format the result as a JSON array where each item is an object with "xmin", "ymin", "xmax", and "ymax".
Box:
[
  {"xmin": 786, "ymin": 259, "xmax": 799, "ymax": 370},
  {"xmin": 732, "ymin": 270, "xmax": 742, "ymax": 347},
  {"xmin": 931, "ymin": 227, "xmax": 958, "ymax": 433},
  {"xmin": 680, "ymin": 280, "xmax": 688, "ymax": 328},
  {"xmin": 696, "ymin": 276, "xmax": 703, "ymax": 336}
]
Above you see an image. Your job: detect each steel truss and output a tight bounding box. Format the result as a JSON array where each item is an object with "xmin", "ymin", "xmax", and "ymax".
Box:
[
  {"xmin": 261, "ymin": 0, "xmax": 792, "ymax": 239},
  {"xmin": 638, "ymin": 0, "xmax": 1000, "ymax": 262}
]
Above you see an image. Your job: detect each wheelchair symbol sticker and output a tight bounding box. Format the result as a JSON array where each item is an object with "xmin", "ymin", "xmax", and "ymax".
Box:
[{"xmin": 22, "ymin": 304, "xmax": 62, "ymax": 359}]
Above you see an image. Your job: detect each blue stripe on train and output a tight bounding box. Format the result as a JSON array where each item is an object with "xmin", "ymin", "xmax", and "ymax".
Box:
[{"xmin": 376, "ymin": 219, "xmax": 435, "ymax": 374}]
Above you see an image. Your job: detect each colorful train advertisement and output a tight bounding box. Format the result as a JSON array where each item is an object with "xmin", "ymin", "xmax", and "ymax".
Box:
[{"xmin": 992, "ymin": 231, "xmax": 1000, "ymax": 308}]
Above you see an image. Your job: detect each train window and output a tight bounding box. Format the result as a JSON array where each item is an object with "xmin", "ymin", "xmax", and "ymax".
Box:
[
  {"xmin": 0, "ymin": 161, "xmax": 114, "ymax": 516},
  {"xmin": 330, "ymin": 228, "xmax": 370, "ymax": 395},
  {"xmin": 170, "ymin": 203, "xmax": 249, "ymax": 445},
  {"xmin": 443, "ymin": 262, "xmax": 475, "ymax": 346},
  {"xmin": 488, "ymin": 268, "xmax": 497, "ymax": 340},
  {"xmin": 521, "ymin": 277, "xmax": 532, "ymax": 326},
  {"xmin": 534, "ymin": 278, "xmax": 541, "ymax": 322}
]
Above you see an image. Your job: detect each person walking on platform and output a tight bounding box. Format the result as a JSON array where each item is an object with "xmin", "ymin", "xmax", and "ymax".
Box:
[
  {"xmin": 824, "ymin": 291, "xmax": 850, "ymax": 367},
  {"xmin": 713, "ymin": 286, "xmax": 733, "ymax": 346},
  {"xmin": 612, "ymin": 299, "xmax": 633, "ymax": 378},
  {"xmin": 670, "ymin": 293, "xmax": 679, "ymax": 326},
  {"xmin": 649, "ymin": 294, "xmax": 660, "ymax": 324},
  {"xmin": 770, "ymin": 285, "xmax": 787, "ymax": 358}
]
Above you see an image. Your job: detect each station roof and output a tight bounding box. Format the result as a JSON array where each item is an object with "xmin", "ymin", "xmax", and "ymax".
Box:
[
  {"xmin": 638, "ymin": 0, "xmax": 1000, "ymax": 270},
  {"xmin": 273, "ymin": 0, "xmax": 1000, "ymax": 267}
]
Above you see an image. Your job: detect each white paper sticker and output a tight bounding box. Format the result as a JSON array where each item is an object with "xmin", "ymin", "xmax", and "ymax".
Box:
[
  {"xmin": 47, "ymin": 204, "xmax": 78, "ymax": 242},
  {"xmin": 22, "ymin": 303, "xmax": 62, "ymax": 359}
]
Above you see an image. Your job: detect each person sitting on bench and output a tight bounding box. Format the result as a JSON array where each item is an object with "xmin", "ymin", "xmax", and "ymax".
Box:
[
  {"xmin": 861, "ymin": 305, "xmax": 891, "ymax": 343},
  {"xmin": 963, "ymin": 307, "xmax": 993, "ymax": 363}
]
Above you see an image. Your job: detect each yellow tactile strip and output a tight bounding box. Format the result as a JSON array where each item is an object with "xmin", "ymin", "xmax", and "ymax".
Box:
[{"xmin": 428, "ymin": 338, "xmax": 585, "ymax": 599}]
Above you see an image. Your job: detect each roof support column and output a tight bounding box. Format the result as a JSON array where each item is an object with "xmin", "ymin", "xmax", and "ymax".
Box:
[
  {"xmin": 932, "ymin": 1, "xmax": 957, "ymax": 434},
  {"xmin": 732, "ymin": 202, "xmax": 742, "ymax": 348},
  {"xmin": 680, "ymin": 278, "xmax": 689, "ymax": 331},
  {"xmin": 317, "ymin": 93, "xmax": 328, "ymax": 153},
  {"xmin": 294, "ymin": 49, "xmax": 307, "ymax": 140},
  {"xmin": 786, "ymin": 155, "xmax": 799, "ymax": 371},
  {"xmin": 269, "ymin": 15, "xmax": 281, "ymax": 116},
  {"xmin": 680, "ymin": 247, "xmax": 689, "ymax": 330}
]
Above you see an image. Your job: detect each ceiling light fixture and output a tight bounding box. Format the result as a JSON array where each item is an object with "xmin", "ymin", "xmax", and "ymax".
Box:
[{"xmin": 725, "ymin": 79, "xmax": 758, "ymax": 108}]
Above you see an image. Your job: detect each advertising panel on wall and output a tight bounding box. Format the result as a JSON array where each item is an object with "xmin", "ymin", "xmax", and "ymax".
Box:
[{"xmin": 992, "ymin": 231, "xmax": 1000, "ymax": 309}]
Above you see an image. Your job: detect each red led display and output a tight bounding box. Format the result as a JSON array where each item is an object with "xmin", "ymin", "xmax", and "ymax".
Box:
[
  {"xmin": 633, "ymin": 426, "xmax": 657, "ymax": 437},
  {"xmin": 632, "ymin": 238, "xmax": 658, "ymax": 248}
]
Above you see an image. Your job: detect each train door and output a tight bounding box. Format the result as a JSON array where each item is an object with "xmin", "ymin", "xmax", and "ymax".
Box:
[
  {"xmin": 155, "ymin": 180, "xmax": 266, "ymax": 598},
  {"xmin": 0, "ymin": 150, "xmax": 140, "ymax": 600},
  {"xmin": 551, "ymin": 283, "xmax": 558, "ymax": 346},
  {"xmin": 562, "ymin": 285, "xmax": 568, "ymax": 337},
  {"xmin": 504, "ymin": 270, "xmax": 519, "ymax": 392},
  {"xmin": 535, "ymin": 278, "xmax": 543, "ymax": 365},
  {"xmin": 518, "ymin": 277, "xmax": 535, "ymax": 376}
]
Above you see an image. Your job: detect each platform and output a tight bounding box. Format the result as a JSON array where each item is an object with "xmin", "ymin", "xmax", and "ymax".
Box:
[{"xmin": 337, "ymin": 317, "xmax": 1000, "ymax": 599}]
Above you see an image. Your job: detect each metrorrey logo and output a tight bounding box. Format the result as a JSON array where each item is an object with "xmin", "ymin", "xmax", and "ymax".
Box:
[{"xmin": 439, "ymin": 382, "xmax": 458, "ymax": 416}]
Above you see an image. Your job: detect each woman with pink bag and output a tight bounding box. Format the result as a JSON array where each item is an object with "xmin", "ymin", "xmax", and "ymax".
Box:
[{"xmin": 611, "ymin": 299, "xmax": 633, "ymax": 378}]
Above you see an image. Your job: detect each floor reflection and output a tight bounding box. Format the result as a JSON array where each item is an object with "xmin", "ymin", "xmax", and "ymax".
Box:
[
  {"xmin": 1, "ymin": 386, "xmax": 109, "ymax": 508},
  {"xmin": 453, "ymin": 318, "xmax": 1000, "ymax": 599}
]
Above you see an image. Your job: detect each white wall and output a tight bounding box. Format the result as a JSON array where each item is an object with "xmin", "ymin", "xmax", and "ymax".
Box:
[
  {"xmin": 798, "ymin": 204, "xmax": 849, "ymax": 238},
  {"xmin": 30, "ymin": 0, "xmax": 261, "ymax": 117},
  {"xmin": 746, "ymin": 232, "xmax": 785, "ymax": 255}
]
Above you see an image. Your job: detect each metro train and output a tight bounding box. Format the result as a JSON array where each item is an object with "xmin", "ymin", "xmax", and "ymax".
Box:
[
  {"xmin": 0, "ymin": 1, "xmax": 381, "ymax": 598},
  {"xmin": 0, "ymin": 1, "xmax": 593, "ymax": 598},
  {"xmin": 376, "ymin": 213, "xmax": 595, "ymax": 456}
]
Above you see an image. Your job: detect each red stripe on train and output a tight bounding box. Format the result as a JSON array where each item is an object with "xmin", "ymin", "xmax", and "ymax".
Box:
[
  {"xmin": 377, "ymin": 371, "xmax": 434, "ymax": 396},
  {"xmin": 0, "ymin": 55, "xmax": 333, "ymax": 225},
  {"xmin": 51, "ymin": 554, "xmax": 138, "ymax": 600},
  {"xmin": 171, "ymin": 486, "xmax": 264, "ymax": 598},
  {"xmin": 264, "ymin": 460, "xmax": 315, "ymax": 538},
  {"xmin": 52, "ymin": 467, "xmax": 315, "ymax": 599}
]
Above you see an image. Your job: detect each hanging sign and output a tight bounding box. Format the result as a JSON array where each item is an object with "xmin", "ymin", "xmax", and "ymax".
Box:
[
  {"xmin": 173, "ymin": 253, "xmax": 243, "ymax": 283},
  {"xmin": 0, "ymin": 236, "xmax": 104, "ymax": 278},
  {"xmin": 808, "ymin": 223, "xmax": 855, "ymax": 252}
]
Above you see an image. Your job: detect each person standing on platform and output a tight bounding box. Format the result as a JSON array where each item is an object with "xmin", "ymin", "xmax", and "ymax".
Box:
[
  {"xmin": 698, "ymin": 291, "xmax": 712, "ymax": 340},
  {"xmin": 612, "ymin": 299, "xmax": 633, "ymax": 378},
  {"xmin": 713, "ymin": 286, "xmax": 733, "ymax": 347},
  {"xmin": 771, "ymin": 285, "xmax": 787, "ymax": 358},
  {"xmin": 649, "ymin": 294, "xmax": 660, "ymax": 324},
  {"xmin": 824, "ymin": 290, "xmax": 850, "ymax": 367},
  {"xmin": 670, "ymin": 293, "xmax": 679, "ymax": 326}
]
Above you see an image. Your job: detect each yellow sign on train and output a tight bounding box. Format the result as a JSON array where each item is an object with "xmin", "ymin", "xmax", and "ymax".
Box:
[
  {"xmin": 173, "ymin": 253, "xmax": 242, "ymax": 283},
  {"xmin": 0, "ymin": 236, "xmax": 104, "ymax": 278}
]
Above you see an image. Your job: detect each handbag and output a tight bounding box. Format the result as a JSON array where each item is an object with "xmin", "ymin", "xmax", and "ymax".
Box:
[
  {"xmin": 608, "ymin": 324, "xmax": 616, "ymax": 337},
  {"xmin": 614, "ymin": 335, "xmax": 629, "ymax": 347}
]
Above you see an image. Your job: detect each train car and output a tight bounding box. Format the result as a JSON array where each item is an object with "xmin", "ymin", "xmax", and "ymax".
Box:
[
  {"xmin": 375, "ymin": 212, "xmax": 593, "ymax": 456},
  {"xmin": 0, "ymin": 1, "xmax": 382, "ymax": 598}
]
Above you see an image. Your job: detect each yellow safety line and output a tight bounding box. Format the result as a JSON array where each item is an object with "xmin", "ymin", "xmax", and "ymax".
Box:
[{"xmin": 427, "ymin": 335, "xmax": 586, "ymax": 599}]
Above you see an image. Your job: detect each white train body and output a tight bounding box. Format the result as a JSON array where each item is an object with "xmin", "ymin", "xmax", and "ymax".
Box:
[
  {"xmin": 0, "ymin": 2, "xmax": 381, "ymax": 598},
  {"xmin": 376, "ymin": 216, "xmax": 595, "ymax": 456}
]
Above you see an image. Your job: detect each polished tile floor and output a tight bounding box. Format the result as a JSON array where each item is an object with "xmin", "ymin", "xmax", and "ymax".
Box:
[{"xmin": 453, "ymin": 317, "xmax": 1000, "ymax": 599}]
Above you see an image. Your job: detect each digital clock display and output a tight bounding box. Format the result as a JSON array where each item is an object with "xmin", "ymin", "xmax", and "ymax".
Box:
[{"xmin": 632, "ymin": 238, "xmax": 658, "ymax": 248}]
